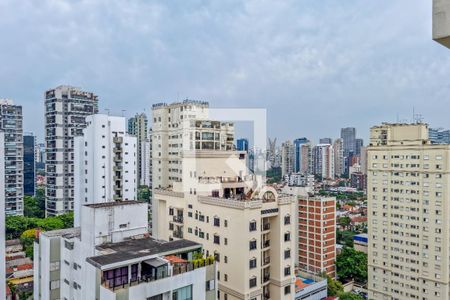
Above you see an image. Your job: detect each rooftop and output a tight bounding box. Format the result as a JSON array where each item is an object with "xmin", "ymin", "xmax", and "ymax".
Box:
[
  {"xmin": 41, "ymin": 227, "xmax": 80, "ymax": 239},
  {"xmin": 87, "ymin": 237, "xmax": 201, "ymax": 268},
  {"xmin": 84, "ymin": 200, "xmax": 145, "ymax": 209}
]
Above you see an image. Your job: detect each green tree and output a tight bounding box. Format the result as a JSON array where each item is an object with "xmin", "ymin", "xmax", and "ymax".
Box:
[
  {"xmin": 55, "ymin": 212, "xmax": 74, "ymax": 228},
  {"xmin": 336, "ymin": 247, "xmax": 368, "ymax": 283},
  {"xmin": 36, "ymin": 217, "xmax": 64, "ymax": 231},
  {"xmin": 339, "ymin": 292, "xmax": 365, "ymax": 300},
  {"xmin": 23, "ymin": 187, "xmax": 45, "ymax": 218},
  {"xmin": 20, "ymin": 229, "xmax": 37, "ymax": 258},
  {"xmin": 336, "ymin": 230, "xmax": 355, "ymax": 248},
  {"xmin": 326, "ymin": 275, "xmax": 344, "ymax": 296},
  {"xmin": 6, "ymin": 216, "xmax": 37, "ymax": 240},
  {"xmin": 339, "ymin": 216, "xmax": 352, "ymax": 227}
]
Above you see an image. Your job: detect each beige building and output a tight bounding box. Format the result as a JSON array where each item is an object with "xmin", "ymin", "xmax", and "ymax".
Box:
[
  {"xmin": 281, "ymin": 141, "xmax": 294, "ymax": 177},
  {"xmin": 154, "ymin": 151, "xmax": 296, "ymax": 300},
  {"xmin": 433, "ymin": 0, "xmax": 450, "ymax": 48},
  {"xmin": 368, "ymin": 123, "xmax": 450, "ymax": 300}
]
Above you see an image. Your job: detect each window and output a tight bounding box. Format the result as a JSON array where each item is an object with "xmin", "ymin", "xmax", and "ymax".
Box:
[
  {"xmin": 249, "ymin": 258, "xmax": 257, "ymax": 269},
  {"xmin": 206, "ymin": 279, "xmax": 215, "ymax": 291},
  {"xmin": 284, "ymin": 215, "xmax": 290, "ymax": 225},
  {"xmin": 214, "ymin": 235, "xmax": 220, "ymax": 245},
  {"xmin": 224, "ymin": 220, "xmax": 228, "ymax": 227},
  {"xmin": 224, "ymin": 274, "xmax": 228, "ymax": 282},
  {"xmin": 284, "ymin": 232, "xmax": 291, "ymax": 242},
  {"xmin": 214, "ymin": 217, "xmax": 220, "ymax": 227},
  {"xmin": 284, "ymin": 249, "xmax": 291, "ymax": 259},
  {"xmin": 249, "ymin": 240, "xmax": 257, "ymax": 250},
  {"xmin": 148, "ymin": 295, "xmax": 163, "ymax": 300},
  {"xmin": 249, "ymin": 277, "xmax": 257, "ymax": 288},
  {"xmin": 50, "ymin": 280, "xmax": 60, "ymax": 290},
  {"xmin": 172, "ymin": 285, "xmax": 192, "ymax": 300},
  {"xmin": 249, "ymin": 221, "xmax": 257, "ymax": 232},
  {"xmin": 284, "ymin": 285, "xmax": 291, "ymax": 295},
  {"xmin": 284, "ymin": 266, "xmax": 291, "ymax": 276}
]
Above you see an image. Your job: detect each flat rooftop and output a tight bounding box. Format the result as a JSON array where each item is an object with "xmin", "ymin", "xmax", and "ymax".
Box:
[
  {"xmin": 87, "ymin": 237, "xmax": 201, "ymax": 268},
  {"xmin": 84, "ymin": 200, "xmax": 144, "ymax": 209},
  {"xmin": 41, "ymin": 227, "xmax": 81, "ymax": 239}
]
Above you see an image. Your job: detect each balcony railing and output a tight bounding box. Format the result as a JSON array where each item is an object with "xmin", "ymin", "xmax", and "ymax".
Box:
[
  {"xmin": 262, "ymin": 240, "xmax": 270, "ymax": 249},
  {"xmin": 172, "ymin": 216, "xmax": 184, "ymax": 224},
  {"xmin": 173, "ymin": 230, "xmax": 183, "ymax": 239},
  {"xmin": 262, "ymin": 257, "xmax": 270, "ymax": 266},
  {"xmin": 262, "ymin": 223, "xmax": 270, "ymax": 231}
]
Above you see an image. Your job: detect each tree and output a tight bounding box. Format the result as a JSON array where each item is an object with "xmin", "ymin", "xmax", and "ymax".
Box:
[
  {"xmin": 6, "ymin": 216, "xmax": 37, "ymax": 240},
  {"xmin": 339, "ymin": 292, "xmax": 365, "ymax": 300},
  {"xmin": 23, "ymin": 187, "xmax": 45, "ymax": 218},
  {"xmin": 336, "ymin": 247, "xmax": 368, "ymax": 283},
  {"xmin": 326, "ymin": 275, "xmax": 344, "ymax": 296},
  {"xmin": 55, "ymin": 212, "xmax": 74, "ymax": 228},
  {"xmin": 137, "ymin": 185, "xmax": 151, "ymax": 202},
  {"xmin": 20, "ymin": 229, "xmax": 37, "ymax": 258},
  {"xmin": 336, "ymin": 230, "xmax": 355, "ymax": 248},
  {"xmin": 338, "ymin": 216, "xmax": 352, "ymax": 228}
]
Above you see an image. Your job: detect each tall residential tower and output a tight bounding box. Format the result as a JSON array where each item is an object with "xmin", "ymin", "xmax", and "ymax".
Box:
[{"xmin": 45, "ymin": 86, "xmax": 98, "ymax": 216}]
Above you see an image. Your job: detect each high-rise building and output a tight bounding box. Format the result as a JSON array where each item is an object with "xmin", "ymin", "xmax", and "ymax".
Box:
[
  {"xmin": 73, "ymin": 114, "xmax": 137, "ymax": 226},
  {"xmin": 236, "ymin": 138, "xmax": 249, "ymax": 152},
  {"xmin": 368, "ymin": 123, "xmax": 450, "ymax": 300},
  {"xmin": 0, "ymin": 99, "xmax": 24, "ymax": 216},
  {"xmin": 45, "ymin": 85, "xmax": 98, "ymax": 216},
  {"xmin": 340, "ymin": 127, "xmax": 356, "ymax": 157},
  {"xmin": 281, "ymin": 140, "xmax": 295, "ymax": 177},
  {"xmin": 23, "ymin": 133, "xmax": 36, "ymax": 196},
  {"xmin": 128, "ymin": 113, "xmax": 151, "ymax": 187},
  {"xmin": 300, "ymin": 143, "xmax": 313, "ymax": 175},
  {"xmin": 35, "ymin": 142, "xmax": 46, "ymax": 172},
  {"xmin": 312, "ymin": 144, "xmax": 335, "ymax": 180},
  {"xmin": 293, "ymin": 138, "xmax": 309, "ymax": 173},
  {"xmin": 268, "ymin": 138, "xmax": 277, "ymax": 169},
  {"xmin": 433, "ymin": 0, "xmax": 450, "ymax": 48},
  {"xmin": 0, "ymin": 131, "xmax": 5, "ymax": 300},
  {"xmin": 298, "ymin": 196, "xmax": 336, "ymax": 277},
  {"xmin": 429, "ymin": 127, "xmax": 450, "ymax": 144},
  {"xmin": 319, "ymin": 138, "xmax": 332, "ymax": 145},
  {"xmin": 355, "ymin": 138, "xmax": 364, "ymax": 156},
  {"xmin": 34, "ymin": 200, "xmax": 217, "ymax": 300},
  {"xmin": 152, "ymin": 101, "xmax": 296, "ymax": 299},
  {"xmin": 333, "ymin": 138, "xmax": 344, "ymax": 177},
  {"xmin": 360, "ymin": 146, "xmax": 368, "ymax": 175}
]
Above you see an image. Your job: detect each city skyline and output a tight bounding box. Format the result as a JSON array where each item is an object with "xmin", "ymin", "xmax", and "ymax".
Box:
[{"xmin": 1, "ymin": 1, "xmax": 450, "ymax": 143}]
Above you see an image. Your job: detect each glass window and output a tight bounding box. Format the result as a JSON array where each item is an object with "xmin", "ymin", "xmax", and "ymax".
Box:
[{"xmin": 172, "ymin": 285, "xmax": 192, "ymax": 300}]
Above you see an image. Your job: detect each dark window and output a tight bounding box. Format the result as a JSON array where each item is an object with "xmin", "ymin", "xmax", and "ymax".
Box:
[
  {"xmin": 249, "ymin": 221, "xmax": 257, "ymax": 232},
  {"xmin": 249, "ymin": 258, "xmax": 257, "ymax": 269},
  {"xmin": 284, "ymin": 215, "xmax": 291, "ymax": 225},
  {"xmin": 249, "ymin": 240, "xmax": 257, "ymax": 250},
  {"xmin": 284, "ymin": 285, "xmax": 291, "ymax": 295},
  {"xmin": 214, "ymin": 217, "xmax": 220, "ymax": 227},
  {"xmin": 214, "ymin": 235, "xmax": 220, "ymax": 245},
  {"xmin": 284, "ymin": 249, "xmax": 291, "ymax": 259},
  {"xmin": 284, "ymin": 232, "xmax": 291, "ymax": 242},
  {"xmin": 284, "ymin": 266, "xmax": 291, "ymax": 276},
  {"xmin": 249, "ymin": 277, "xmax": 257, "ymax": 288}
]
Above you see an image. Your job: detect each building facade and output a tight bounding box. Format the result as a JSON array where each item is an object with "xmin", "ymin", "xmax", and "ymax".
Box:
[
  {"xmin": 312, "ymin": 144, "xmax": 335, "ymax": 180},
  {"xmin": 340, "ymin": 127, "xmax": 356, "ymax": 158},
  {"xmin": 45, "ymin": 85, "xmax": 98, "ymax": 216},
  {"xmin": 333, "ymin": 138, "xmax": 344, "ymax": 177},
  {"xmin": 368, "ymin": 123, "xmax": 450, "ymax": 300},
  {"xmin": 293, "ymin": 138, "xmax": 309, "ymax": 174},
  {"xmin": 281, "ymin": 140, "xmax": 294, "ymax": 177},
  {"xmin": 433, "ymin": 0, "xmax": 450, "ymax": 48},
  {"xmin": 236, "ymin": 138, "xmax": 249, "ymax": 152},
  {"xmin": 73, "ymin": 114, "xmax": 137, "ymax": 226},
  {"xmin": 319, "ymin": 138, "xmax": 332, "ymax": 145},
  {"xmin": 128, "ymin": 113, "xmax": 151, "ymax": 187},
  {"xmin": 34, "ymin": 201, "xmax": 216, "ymax": 300},
  {"xmin": 0, "ymin": 99, "xmax": 24, "ymax": 215},
  {"xmin": 298, "ymin": 196, "xmax": 336, "ymax": 277},
  {"xmin": 23, "ymin": 133, "xmax": 36, "ymax": 196}
]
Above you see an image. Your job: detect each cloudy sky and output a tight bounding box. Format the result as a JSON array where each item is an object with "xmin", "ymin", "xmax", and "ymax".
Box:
[{"xmin": 1, "ymin": 0, "xmax": 449, "ymax": 144}]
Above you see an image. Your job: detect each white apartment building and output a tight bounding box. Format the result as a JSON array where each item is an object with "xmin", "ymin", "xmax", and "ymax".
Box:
[
  {"xmin": 333, "ymin": 138, "xmax": 344, "ymax": 177},
  {"xmin": 0, "ymin": 99, "xmax": 24, "ymax": 215},
  {"xmin": 281, "ymin": 141, "xmax": 294, "ymax": 177},
  {"xmin": 0, "ymin": 131, "xmax": 5, "ymax": 300},
  {"xmin": 368, "ymin": 123, "xmax": 450, "ymax": 300},
  {"xmin": 312, "ymin": 144, "xmax": 335, "ymax": 180},
  {"xmin": 45, "ymin": 85, "xmax": 98, "ymax": 216},
  {"xmin": 284, "ymin": 173, "xmax": 314, "ymax": 187},
  {"xmin": 73, "ymin": 114, "xmax": 137, "ymax": 226},
  {"xmin": 128, "ymin": 113, "xmax": 151, "ymax": 187},
  {"xmin": 34, "ymin": 201, "xmax": 216, "ymax": 300}
]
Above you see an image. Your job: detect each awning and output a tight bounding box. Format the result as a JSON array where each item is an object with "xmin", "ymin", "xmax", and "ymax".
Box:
[{"xmin": 143, "ymin": 257, "xmax": 167, "ymax": 268}]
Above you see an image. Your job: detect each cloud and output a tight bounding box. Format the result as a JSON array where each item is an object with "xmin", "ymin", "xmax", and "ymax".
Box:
[{"xmin": 0, "ymin": 0, "xmax": 449, "ymax": 143}]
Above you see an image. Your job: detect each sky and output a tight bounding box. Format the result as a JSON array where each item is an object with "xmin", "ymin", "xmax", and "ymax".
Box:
[{"xmin": 1, "ymin": 0, "xmax": 450, "ymax": 145}]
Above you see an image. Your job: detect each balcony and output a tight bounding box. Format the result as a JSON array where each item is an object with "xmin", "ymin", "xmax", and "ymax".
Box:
[
  {"xmin": 173, "ymin": 230, "xmax": 183, "ymax": 239},
  {"xmin": 262, "ymin": 257, "xmax": 270, "ymax": 267},
  {"xmin": 172, "ymin": 216, "xmax": 184, "ymax": 224},
  {"xmin": 261, "ymin": 240, "xmax": 270, "ymax": 250},
  {"xmin": 113, "ymin": 165, "xmax": 123, "ymax": 172},
  {"xmin": 262, "ymin": 273, "xmax": 270, "ymax": 284},
  {"xmin": 113, "ymin": 147, "xmax": 123, "ymax": 153},
  {"xmin": 261, "ymin": 223, "xmax": 270, "ymax": 231}
]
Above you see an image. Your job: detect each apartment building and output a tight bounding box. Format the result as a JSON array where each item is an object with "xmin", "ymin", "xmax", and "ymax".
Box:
[
  {"xmin": 333, "ymin": 138, "xmax": 344, "ymax": 177},
  {"xmin": 298, "ymin": 196, "xmax": 336, "ymax": 277},
  {"xmin": 312, "ymin": 144, "xmax": 335, "ymax": 180},
  {"xmin": 128, "ymin": 113, "xmax": 151, "ymax": 187},
  {"xmin": 23, "ymin": 133, "xmax": 35, "ymax": 196},
  {"xmin": 153, "ymin": 153, "xmax": 296, "ymax": 300},
  {"xmin": 73, "ymin": 114, "xmax": 137, "ymax": 226},
  {"xmin": 34, "ymin": 201, "xmax": 216, "ymax": 300},
  {"xmin": 45, "ymin": 85, "xmax": 98, "ymax": 216},
  {"xmin": 368, "ymin": 123, "xmax": 450, "ymax": 300},
  {"xmin": 284, "ymin": 173, "xmax": 314, "ymax": 188},
  {"xmin": 0, "ymin": 130, "xmax": 5, "ymax": 300},
  {"xmin": 293, "ymin": 138, "xmax": 309, "ymax": 174},
  {"xmin": 0, "ymin": 99, "xmax": 24, "ymax": 216},
  {"xmin": 341, "ymin": 127, "xmax": 356, "ymax": 158},
  {"xmin": 281, "ymin": 140, "xmax": 294, "ymax": 177}
]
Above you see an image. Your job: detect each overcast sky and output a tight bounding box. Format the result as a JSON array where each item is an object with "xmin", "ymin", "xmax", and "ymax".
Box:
[{"xmin": 1, "ymin": 0, "xmax": 449, "ymax": 144}]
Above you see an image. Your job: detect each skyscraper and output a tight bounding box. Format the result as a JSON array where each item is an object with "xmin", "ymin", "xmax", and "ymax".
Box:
[
  {"xmin": 0, "ymin": 99, "xmax": 24, "ymax": 216},
  {"xmin": 236, "ymin": 138, "xmax": 249, "ymax": 152},
  {"xmin": 340, "ymin": 127, "xmax": 356, "ymax": 157},
  {"xmin": 45, "ymin": 85, "xmax": 98, "ymax": 216},
  {"xmin": 73, "ymin": 114, "xmax": 137, "ymax": 226},
  {"xmin": 23, "ymin": 133, "xmax": 35, "ymax": 196},
  {"xmin": 355, "ymin": 138, "xmax": 364, "ymax": 156},
  {"xmin": 333, "ymin": 138, "xmax": 344, "ymax": 177},
  {"xmin": 293, "ymin": 138, "xmax": 309, "ymax": 173},
  {"xmin": 319, "ymin": 138, "xmax": 332, "ymax": 144},
  {"xmin": 368, "ymin": 123, "xmax": 450, "ymax": 300},
  {"xmin": 128, "ymin": 113, "xmax": 150, "ymax": 187},
  {"xmin": 429, "ymin": 127, "xmax": 450, "ymax": 144},
  {"xmin": 281, "ymin": 140, "xmax": 295, "ymax": 177},
  {"xmin": 312, "ymin": 144, "xmax": 335, "ymax": 179}
]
